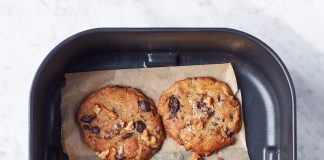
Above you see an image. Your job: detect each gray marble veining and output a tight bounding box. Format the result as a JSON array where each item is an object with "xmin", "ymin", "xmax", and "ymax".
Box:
[{"xmin": 0, "ymin": 0, "xmax": 323, "ymax": 159}]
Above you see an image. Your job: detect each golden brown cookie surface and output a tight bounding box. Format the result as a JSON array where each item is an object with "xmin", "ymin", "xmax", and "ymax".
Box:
[
  {"xmin": 77, "ymin": 86, "xmax": 164, "ymax": 160},
  {"xmin": 158, "ymin": 77, "xmax": 241, "ymax": 156}
]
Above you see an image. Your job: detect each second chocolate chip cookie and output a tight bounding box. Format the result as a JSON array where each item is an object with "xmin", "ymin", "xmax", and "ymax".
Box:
[{"xmin": 158, "ymin": 77, "xmax": 242, "ymax": 156}]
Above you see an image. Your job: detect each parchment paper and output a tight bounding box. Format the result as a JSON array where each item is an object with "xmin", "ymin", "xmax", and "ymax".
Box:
[{"xmin": 61, "ymin": 63, "xmax": 250, "ymax": 160}]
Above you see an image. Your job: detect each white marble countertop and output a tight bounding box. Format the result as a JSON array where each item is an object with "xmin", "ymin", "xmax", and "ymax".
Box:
[{"xmin": 1, "ymin": 0, "xmax": 323, "ymax": 159}]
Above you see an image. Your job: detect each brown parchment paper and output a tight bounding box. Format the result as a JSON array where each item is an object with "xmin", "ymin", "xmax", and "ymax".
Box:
[{"xmin": 61, "ymin": 63, "xmax": 250, "ymax": 160}]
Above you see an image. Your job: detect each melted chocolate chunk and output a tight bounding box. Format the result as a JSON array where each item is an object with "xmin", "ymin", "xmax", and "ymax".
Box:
[
  {"xmin": 115, "ymin": 155, "xmax": 124, "ymax": 160},
  {"xmin": 80, "ymin": 115, "xmax": 95, "ymax": 123},
  {"xmin": 138, "ymin": 100, "xmax": 151, "ymax": 112},
  {"xmin": 90, "ymin": 126, "xmax": 100, "ymax": 134},
  {"xmin": 135, "ymin": 121, "xmax": 146, "ymax": 133},
  {"xmin": 229, "ymin": 114, "xmax": 234, "ymax": 121},
  {"xmin": 168, "ymin": 96, "xmax": 180, "ymax": 115}
]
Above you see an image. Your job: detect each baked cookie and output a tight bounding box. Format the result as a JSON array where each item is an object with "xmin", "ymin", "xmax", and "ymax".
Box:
[
  {"xmin": 77, "ymin": 86, "xmax": 165, "ymax": 160},
  {"xmin": 158, "ymin": 77, "xmax": 241, "ymax": 156}
]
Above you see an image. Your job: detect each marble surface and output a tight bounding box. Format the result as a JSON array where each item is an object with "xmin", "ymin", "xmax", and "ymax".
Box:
[{"xmin": 0, "ymin": 0, "xmax": 323, "ymax": 159}]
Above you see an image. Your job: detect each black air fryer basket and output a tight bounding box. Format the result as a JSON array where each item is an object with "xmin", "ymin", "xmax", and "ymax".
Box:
[{"xmin": 30, "ymin": 28, "xmax": 296, "ymax": 160}]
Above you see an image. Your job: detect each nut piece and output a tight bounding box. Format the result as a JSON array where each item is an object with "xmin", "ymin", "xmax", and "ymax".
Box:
[
  {"xmin": 203, "ymin": 96, "xmax": 213, "ymax": 108},
  {"xmin": 108, "ymin": 147, "xmax": 117, "ymax": 160},
  {"xmin": 117, "ymin": 146, "xmax": 124, "ymax": 155},
  {"xmin": 93, "ymin": 104, "xmax": 102, "ymax": 114},
  {"xmin": 114, "ymin": 120, "xmax": 125, "ymax": 128},
  {"xmin": 96, "ymin": 148, "xmax": 109, "ymax": 159},
  {"xmin": 180, "ymin": 131, "xmax": 193, "ymax": 141},
  {"xmin": 197, "ymin": 121, "xmax": 204, "ymax": 130},
  {"xmin": 98, "ymin": 108, "xmax": 118, "ymax": 120},
  {"xmin": 141, "ymin": 130, "xmax": 149, "ymax": 142},
  {"xmin": 124, "ymin": 121, "xmax": 134, "ymax": 131},
  {"xmin": 191, "ymin": 153, "xmax": 202, "ymax": 160},
  {"xmin": 149, "ymin": 136, "xmax": 157, "ymax": 146},
  {"xmin": 184, "ymin": 142, "xmax": 193, "ymax": 150},
  {"xmin": 223, "ymin": 86, "xmax": 232, "ymax": 96},
  {"xmin": 191, "ymin": 119, "xmax": 204, "ymax": 130},
  {"xmin": 191, "ymin": 119, "xmax": 200, "ymax": 125},
  {"xmin": 140, "ymin": 130, "xmax": 158, "ymax": 146},
  {"xmin": 107, "ymin": 110, "xmax": 118, "ymax": 120},
  {"xmin": 184, "ymin": 125, "xmax": 193, "ymax": 132}
]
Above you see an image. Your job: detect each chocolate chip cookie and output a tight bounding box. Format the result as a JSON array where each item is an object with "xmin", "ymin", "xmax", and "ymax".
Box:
[
  {"xmin": 77, "ymin": 86, "xmax": 165, "ymax": 160},
  {"xmin": 158, "ymin": 77, "xmax": 241, "ymax": 156}
]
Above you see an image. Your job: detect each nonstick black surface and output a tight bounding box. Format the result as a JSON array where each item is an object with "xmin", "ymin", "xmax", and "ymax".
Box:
[{"xmin": 30, "ymin": 28, "xmax": 296, "ymax": 160}]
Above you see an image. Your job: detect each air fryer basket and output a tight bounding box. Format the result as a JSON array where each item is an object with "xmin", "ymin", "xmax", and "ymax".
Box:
[{"xmin": 30, "ymin": 28, "xmax": 296, "ymax": 160}]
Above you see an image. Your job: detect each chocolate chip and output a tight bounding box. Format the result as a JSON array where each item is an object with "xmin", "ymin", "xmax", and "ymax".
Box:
[
  {"xmin": 121, "ymin": 133, "xmax": 133, "ymax": 139},
  {"xmin": 225, "ymin": 127, "xmax": 233, "ymax": 137},
  {"xmin": 135, "ymin": 121, "xmax": 146, "ymax": 133},
  {"xmin": 90, "ymin": 126, "xmax": 100, "ymax": 134},
  {"xmin": 229, "ymin": 114, "xmax": 234, "ymax": 121},
  {"xmin": 168, "ymin": 96, "xmax": 180, "ymax": 115},
  {"xmin": 138, "ymin": 100, "xmax": 151, "ymax": 112},
  {"xmin": 82, "ymin": 125, "xmax": 90, "ymax": 130},
  {"xmin": 115, "ymin": 155, "xmax": 124, "ymax": 160},
  {"xmin": 80, "ymin": 115, "xmax": 95, "ymax": 123}
]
